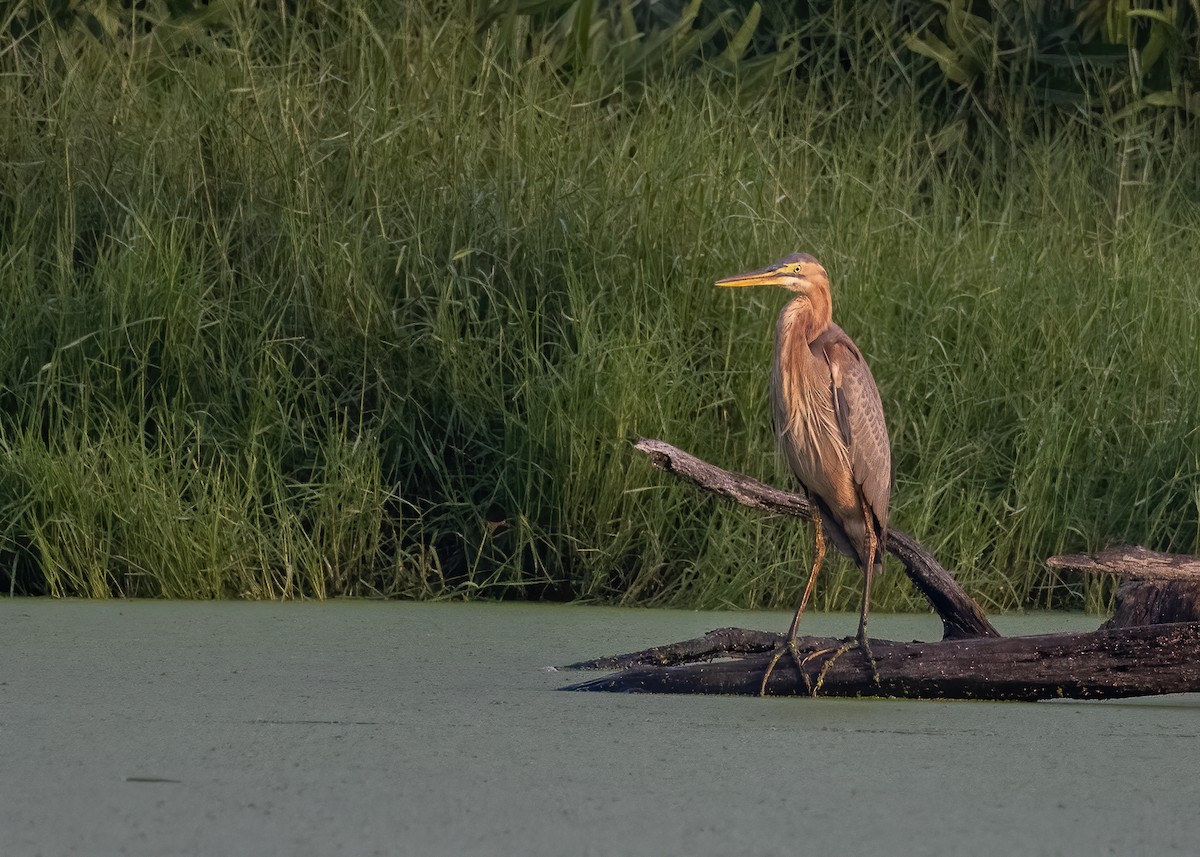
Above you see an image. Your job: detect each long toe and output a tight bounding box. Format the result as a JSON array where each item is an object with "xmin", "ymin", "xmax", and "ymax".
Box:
[
  {"xmin": 760, "ymin": 638, "xmax": 811, "ymax": 696},
  {"xmin": 860, "ymin": 639, "xmax": 881, "ymax": 687}
]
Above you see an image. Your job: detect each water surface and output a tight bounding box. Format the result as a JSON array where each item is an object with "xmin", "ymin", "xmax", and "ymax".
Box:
[{"xmin": 2, "ymin": 601, "xmax": 1195, "ymax": 856}]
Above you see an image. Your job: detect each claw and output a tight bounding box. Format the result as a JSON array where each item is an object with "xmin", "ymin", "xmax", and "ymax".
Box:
[
  {"xmin": 759, "ymin": 634, "xmax": 818, "ymax": 695},
  {"xmin": 759, "ymin": 643, "xmax": 790, "ymax": 696},
  {"xmin": 812, "ymin": 636, "xmax": 882, "ymax": 696}
]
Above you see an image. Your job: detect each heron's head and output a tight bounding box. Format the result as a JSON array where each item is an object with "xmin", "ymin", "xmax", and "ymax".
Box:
[{"xmin": 715, "ymin": 253, "xmax": 830, "ymax": 296}]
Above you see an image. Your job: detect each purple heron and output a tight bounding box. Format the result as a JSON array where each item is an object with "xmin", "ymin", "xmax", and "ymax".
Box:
[{"xmin": 717, "ymin": 253, "xmax": 891, "ymax": 693}]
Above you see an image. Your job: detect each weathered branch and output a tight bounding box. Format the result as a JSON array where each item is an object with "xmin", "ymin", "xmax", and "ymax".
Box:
[
  {"xmin": 633, "ymin": 438, "xmax": 998, "ymax": 640},
  {"xmin": 563, "ymin": 623, "xmax": 1200, "ymax": 701},
  {"xmin": 566, "ymin": 627, "xmax": 781, "ymax": 671},
  {"xmin": 1047, "ymin": 545, "xmax": 1200, "ymax": 580}
]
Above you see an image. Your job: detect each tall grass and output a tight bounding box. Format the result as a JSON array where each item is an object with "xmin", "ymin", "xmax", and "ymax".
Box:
[{"xmin": 0, "ymin": 1, "xmax": 1197, "ymax": 611}]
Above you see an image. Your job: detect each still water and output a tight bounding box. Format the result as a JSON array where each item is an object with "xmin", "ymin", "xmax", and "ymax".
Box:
[{"xmin": 2, "ymin": 600, "xmax": 1196, "ymax": 856}]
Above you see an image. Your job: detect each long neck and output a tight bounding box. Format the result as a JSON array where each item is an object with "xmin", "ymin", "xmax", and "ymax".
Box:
[
  {"xmin": 773, "ymin": 292, "xmax": 832, "ymax": 426},
  {"xmin": 779, "ymin": 289, "xmax": 831, "ymax": 346}
]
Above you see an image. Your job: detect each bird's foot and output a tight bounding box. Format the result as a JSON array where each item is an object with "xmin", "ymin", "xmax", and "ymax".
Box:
[
  {"xmin": 811, "ymin": 636, "xmax": 881, "ymax": 697},
  {"xmin": 759, "ymin": 638, "xmax": 802, "ymax": 696},
  {"xmin": 759, "ymin": 636, "xmax": 829, "ymax": 696}
]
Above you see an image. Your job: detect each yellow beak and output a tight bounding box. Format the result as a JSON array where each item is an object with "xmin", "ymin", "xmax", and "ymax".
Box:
[{"xmin": 715, "ymin": 267, "xmax": 791, "ymax": 288}]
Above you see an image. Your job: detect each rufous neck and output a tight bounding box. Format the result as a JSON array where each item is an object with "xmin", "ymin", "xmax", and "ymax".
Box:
[{"xmin": 781, "ymin": 288, "xmax": 831, "ymax": 344}]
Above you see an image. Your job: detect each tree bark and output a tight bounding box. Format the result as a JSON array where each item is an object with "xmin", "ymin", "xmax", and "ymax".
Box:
[
  {"xmin": 1102, "ymin": 583, "xmax": 1200, "ymax": 629},
  {"xmin": 559, "ymin": 440, "xmax": 1200, "ymax": 701}
]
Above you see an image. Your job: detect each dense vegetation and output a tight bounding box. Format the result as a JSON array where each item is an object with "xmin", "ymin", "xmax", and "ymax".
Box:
[{"xmin": 1, "ymin": 1, "xmax": 1197, "ymax": 612}]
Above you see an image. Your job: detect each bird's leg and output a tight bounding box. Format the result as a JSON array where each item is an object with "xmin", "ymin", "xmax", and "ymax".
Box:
[
  {"xmin": 856, "ymin": 509, "xmax": 881, "ymax": 687},
  {"xmin": 788, "ymin": 514, "xmax": 825, "ymax": 642},
  {"xmin": 812, "ymin": 499, "xmax": 883, "ymax": 696},
  {"xmin": 759, "ymin": 511, "xmax": 826, "ymax": 696}
]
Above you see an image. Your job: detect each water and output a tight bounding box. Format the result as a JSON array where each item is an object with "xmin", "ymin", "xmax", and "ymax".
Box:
[{"xmin": 2, "ymin": 601, "xmax": 1196, "ymax": 856}]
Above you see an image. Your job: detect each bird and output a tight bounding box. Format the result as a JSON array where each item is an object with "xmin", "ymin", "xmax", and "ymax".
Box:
[{"xmin": 716, "ymin": 253, "xmax": 891, "ymax": 694}]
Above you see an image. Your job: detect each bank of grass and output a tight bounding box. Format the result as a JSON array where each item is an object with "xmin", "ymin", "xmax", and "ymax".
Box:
[{"xmin": 0, "ymin": 2, "xmax": 1197, "ymax": 610}]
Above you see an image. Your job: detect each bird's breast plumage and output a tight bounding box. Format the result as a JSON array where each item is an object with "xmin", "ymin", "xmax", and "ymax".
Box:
[
  {"xmin": 772, "ymin": 301, "xmax": 891, "ymax": 571},
  {"xmin": 772, "ymin": 315, "xmax": 854, "ymax": 508}
]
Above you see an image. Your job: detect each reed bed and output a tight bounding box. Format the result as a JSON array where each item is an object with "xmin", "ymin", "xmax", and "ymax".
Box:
[{"xmin": 1, "ymin": 1, "xmax": 1197, "ymax": 611}]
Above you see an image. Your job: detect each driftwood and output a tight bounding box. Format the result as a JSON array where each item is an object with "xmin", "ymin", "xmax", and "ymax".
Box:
[
  {"xmin": 565, "ymin": 624, "xmax": 1200, "ymax": 701},
  {"xmin": 561, "ymin": 439, "xmax": 1200, "ymax": 702}
]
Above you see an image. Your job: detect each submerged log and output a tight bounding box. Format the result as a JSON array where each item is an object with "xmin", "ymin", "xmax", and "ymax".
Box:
[
  {"xmin": 563, "ymin": 623, "xmax": 1200, "ymax": 701},
  {"xmin": 561, "ymin": 440, "xmax": 1200, "ymax": 702}
]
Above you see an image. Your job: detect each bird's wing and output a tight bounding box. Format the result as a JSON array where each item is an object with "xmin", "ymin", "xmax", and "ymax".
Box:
[{"xmin": 813, "ymin": 324, "xmax": 892, "ymax": 537}]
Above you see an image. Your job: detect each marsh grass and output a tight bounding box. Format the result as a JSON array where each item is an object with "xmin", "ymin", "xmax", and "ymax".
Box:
[{"xmin": 1, "ymin": 2, "xmax": 1197, "ymax": 610}]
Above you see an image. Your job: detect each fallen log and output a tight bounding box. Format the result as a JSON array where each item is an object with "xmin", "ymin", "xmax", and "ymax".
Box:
[
  {"xmin": 563, "ymin": 623, "xmax": 1200, "ymax": 701},
  {"xmin": 561, "ymin": 439, "xmax": 1200, "ymax": 701}
]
